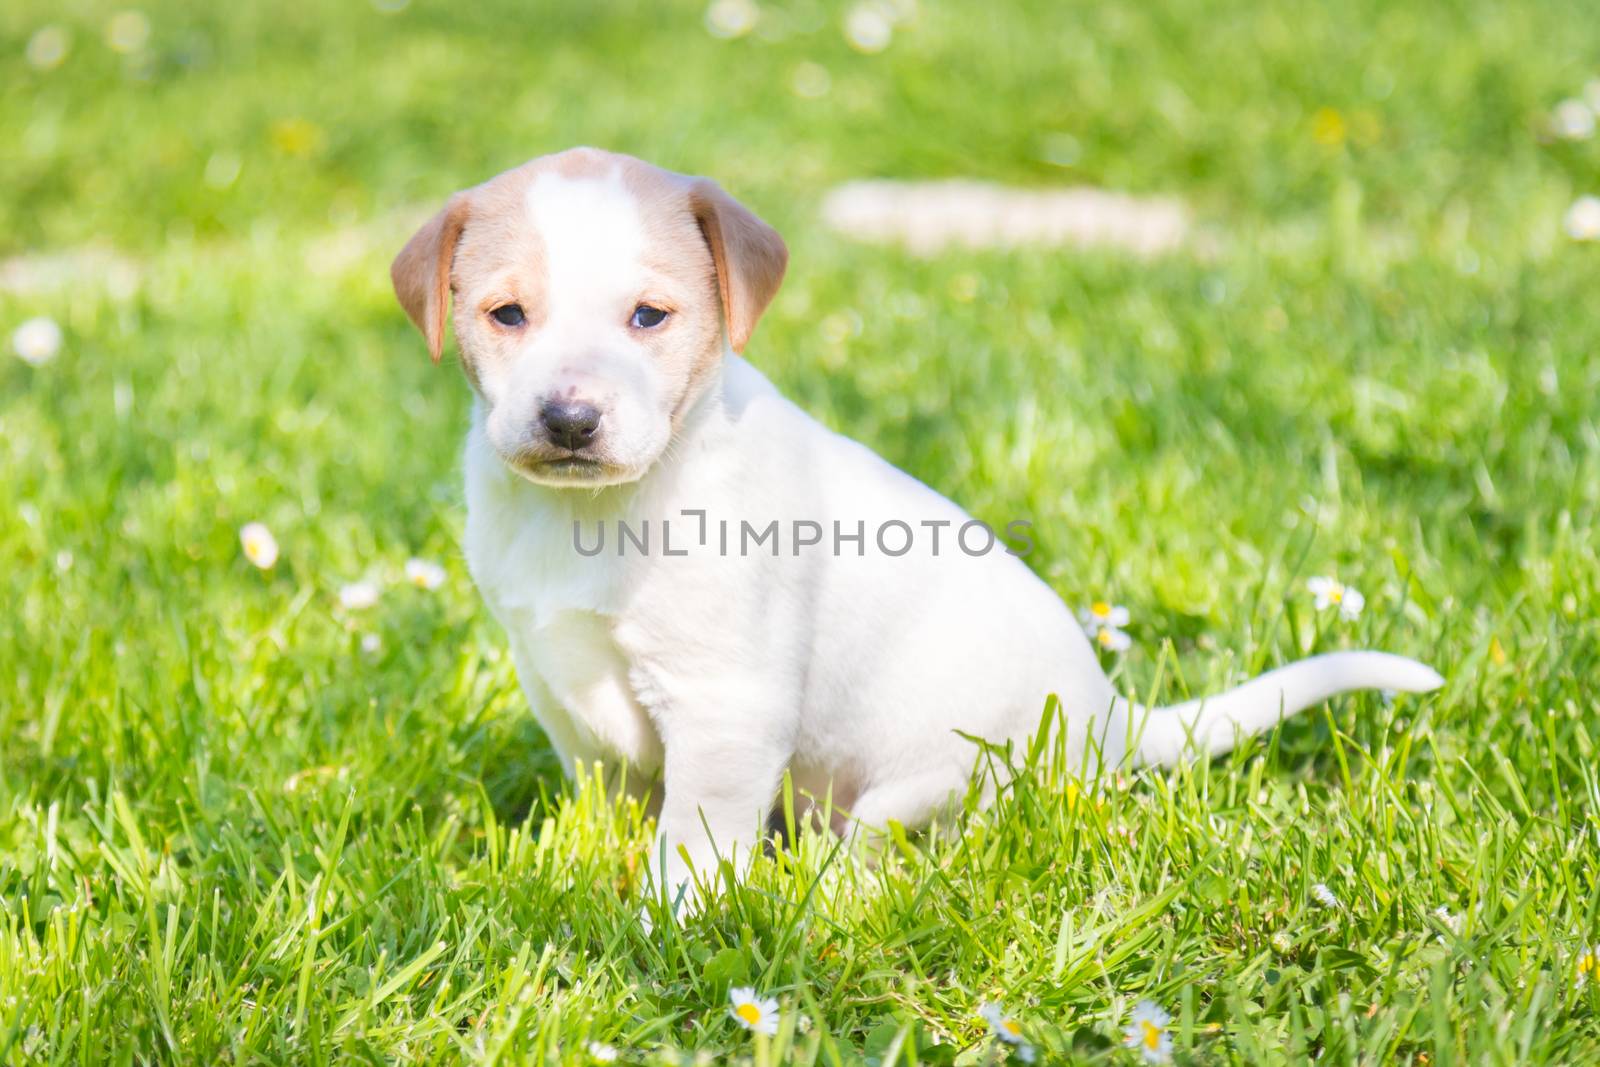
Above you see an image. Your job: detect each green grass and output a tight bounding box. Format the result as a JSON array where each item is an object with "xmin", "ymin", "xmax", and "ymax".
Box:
[{"xmin": 4, "ymin": 0, "xmax": 1600, "ymax": 1062}]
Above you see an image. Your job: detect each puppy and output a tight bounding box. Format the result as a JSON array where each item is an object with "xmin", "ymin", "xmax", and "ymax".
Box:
[{"xmin": 391, "ymin": 148, "xmax": 1442, "ymax": 901}]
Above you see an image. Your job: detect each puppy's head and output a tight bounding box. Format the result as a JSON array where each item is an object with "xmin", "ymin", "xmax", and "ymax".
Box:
[{"xmin": 391, "ymin": 148, "xmax": 787, "ymax": 487}]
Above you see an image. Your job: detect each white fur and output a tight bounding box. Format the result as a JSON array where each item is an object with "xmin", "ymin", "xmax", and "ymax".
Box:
[{"xmin": 457, "ymin": 175, "xmax": 1444, "ymax": 908}]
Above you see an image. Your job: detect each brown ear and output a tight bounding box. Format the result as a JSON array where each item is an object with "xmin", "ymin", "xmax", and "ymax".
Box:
[
  {"xmin": 689, "ymin": 179, "xmax": 788, "ymax": 353},
  {"xmin": 390, "ymin": 194, "xmax": 472, "ymax": 362}
]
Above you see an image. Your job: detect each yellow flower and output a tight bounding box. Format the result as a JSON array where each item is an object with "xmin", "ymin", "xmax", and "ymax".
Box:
[
  {"xmin": 1311, "ymin": 107, "xmax": 1346, "ymax": 146},
  {"xmin": 270, "ymin": 117, "xmax": 325, "ymax": 158}
]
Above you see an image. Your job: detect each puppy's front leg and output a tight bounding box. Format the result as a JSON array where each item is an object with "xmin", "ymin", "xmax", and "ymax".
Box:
[{"xmin": 647, "ymin": 687, "xmax": 792, "ymax": 911}]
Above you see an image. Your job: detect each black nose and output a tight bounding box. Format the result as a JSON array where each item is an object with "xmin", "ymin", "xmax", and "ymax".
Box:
[{"xmin": 540, "ymin": 400, "xmax": 602, "ymax": 451}]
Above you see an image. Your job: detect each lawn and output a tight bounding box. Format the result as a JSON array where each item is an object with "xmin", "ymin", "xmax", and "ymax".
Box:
[{"xmin": 4, "ymin": 0, "xmax": 1600, "ymax": 1062}]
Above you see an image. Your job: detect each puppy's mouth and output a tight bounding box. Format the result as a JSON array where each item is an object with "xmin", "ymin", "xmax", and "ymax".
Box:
[{"xmin": 506, "ymin": 450, "xmax": 636, "ymax": 487}]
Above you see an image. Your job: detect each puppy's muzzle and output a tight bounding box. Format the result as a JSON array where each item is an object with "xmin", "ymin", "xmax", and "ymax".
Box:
[{"xmin": 540, "ymin": 400, "xmax": 602, "ymax": 452}]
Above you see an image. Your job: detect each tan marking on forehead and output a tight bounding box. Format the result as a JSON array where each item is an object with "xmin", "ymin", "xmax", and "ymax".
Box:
[
  {"xmin": 440, "ymin": 148, "xmax": 756, "ymax": 409},
  {"xmin": 618, "ymin": 160, "xmax": 719, "ymax": 285}
]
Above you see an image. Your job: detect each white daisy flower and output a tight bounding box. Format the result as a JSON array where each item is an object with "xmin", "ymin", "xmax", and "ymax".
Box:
[
  {"xmin": 1092, "ymin": 625, "xmax": 1132, "ymax": 652},
  {"xmin": 1576, "ymin": 945, "xmax": 1599, "ymax": 987},
  {"xmin": 1566, "ymin": 195, "xmax": 1600, "ymax": 242},
  {"xmin": 1307, "ymin": 576, "xmax": 1365, "ymax": 620},
  {"xmin": 1552, "ymin": 98, "xmax": 1596, "ymax": 140},
  {"xmin": 25, "ymin": 26, "xmax": 71, "ymax": 71},
  {"xmin": 338, "ymin": 580, "xmax": 380, "ymax": 610},
  {"xmin": 703, "ymin": 0, "xmax": 758, "ymax": 39},
  {"xmin": 1433, "ymin": 905, "xmax": 1461, "ymax": 935},
  {"xmin": 360, "ymin": 633, "xmax": 382, "ymax": 655},
  {"xmin": 1080, "ymin": 600, "xmax": 1131, "ymax": 631},
  {"xmin": 1081, "ymin": 600, "xmax": 1133, "ymax": 652},
  {"xmin": 12, "ymin": 316, "xmax": 63, "ymax": 365},
  {"xmin": 1311, "ymin": 882, "xmax": 1340, "ymax": 909},
  {"xmin": 843, "ymin": 2, "xmax": 893, "ymax": 53},
  {"xmin": 977, "ymin": 1002, "xmax": 1026, "ymax": 1045},
  {"xmin": 587, "ymin": 1041, "xmax": 620, "ymax": 1062},
  {"xmin": 404, "ymin": 557, "xmax": 446, "ymax": 590},
  {"xmin": 104, "ymin": 11, "xmax": 151, "ymax": 54},
  {"xmin": 239, "ymin": 522, "xmax": 279, "ymax": 569},
  {"xmin": 790, "ymin": 61, "xmax": 831, "ymax": 100},
  {"xmin": 728, "ymin": 987, "xmax": 779, "ymax": 1035},
  {"xmin": 1094, "ymin": 627, "xmax": 1132, "ymax": 652},
  {"xmin": 1122, "ymin": 1000, "xmax": 1173, "ymax": 1064}
]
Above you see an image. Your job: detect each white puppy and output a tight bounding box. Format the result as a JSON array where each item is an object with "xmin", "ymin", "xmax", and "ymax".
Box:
[{"xmin": 391, "ymin": 148, "xmax": 1442, "ymax": 899}]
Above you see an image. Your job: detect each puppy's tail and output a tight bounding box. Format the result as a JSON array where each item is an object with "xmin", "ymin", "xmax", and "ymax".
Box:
[{"xmin": 1123, "ymin": 651, "xmax": 1443, "ymax": 766}]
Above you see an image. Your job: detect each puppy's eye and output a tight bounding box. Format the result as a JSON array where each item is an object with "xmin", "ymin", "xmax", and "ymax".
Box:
[
  {"xmin": 631, "ymin": 304, "xmax": 668, "ymax": 329},
  {"xmin": 490, "ymin": 304, "xmax": 526, "ymax": 327}
]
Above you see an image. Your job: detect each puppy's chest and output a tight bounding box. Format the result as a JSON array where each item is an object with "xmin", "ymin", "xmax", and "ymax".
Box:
[{"xmin": 464, "ymin": 492, "xmax": 670, "ymax": 768}]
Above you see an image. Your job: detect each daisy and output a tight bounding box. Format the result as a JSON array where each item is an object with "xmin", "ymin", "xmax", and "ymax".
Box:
[
  {"xmin": 978, "ymin": 1002, "xmax": 1026, "ymax": 1045},
  {"xmin": 1122, "ymin": 1000, "xmax": 1173, "ymax": 1064},
  {"xmin": 790, "ymin": 61, "xmax": 831, "ymax": 100},
  {"xmin": 25, "ymin": 26, "xmax": 70, "ymax": 71},
  {"xmin": 1307, "ymin": 576, "xmax": 1365, "ymax": 620},
  {"xmin": 104, "ymin": 10, "xmax": 151, "ymax": 55},
  {"xmin": 703, "ymin": 0, "xmax": 758, "ymax": 39},
  {"xmin": 404, "ymin": 558, "xmax": 446, "ymax": 590},
  {"xmin": 338, "ymin": 580, "xmax": 380, "ymax": 610},
  {"xmin": 586, "ymin": 1041, "xmax": 620, "ymax": 1062},
  {"xmin": 1311, "ymin": 882, "xmax": 1340, "ymax": 909},
  {"xmin": 1081, "ymin": 600, "xmax": 1132, "ymax": 652},
  {"xmin": 844, "ymin": 3, "xmax": 893, "ymax": 53},
  {"xmin": 978, "ymin": 1003, "xmax": 1036, "ymax": 1062},
  {"xmin": 360, "ymin": 633, "xmax": 383, "ymax": 655},
  {"xmin": 1552, "ymin": 98, "xmax": 1596, "ymax": 141},
  {"xmin": 729, "ymin": 987, "xmax": 779, "ymax": 1035},
  {"xmin": 1576, "ymin": 945, "xmax": 1598, "ymax": 987},
  {"xmin": 239, "ymin": 522, "xmax": 279, "ymax": 569},
  {"xmin": 12, "ymin": 317, "xmax": 62, "ymax": 365},
  {"xmin": 1092, "ymin": 625, "xmax": 1132, "ymax": 653},
  {"xmin": 1081, "ymin": 600, "xmax": 1130, "ymax": 631},
  {"xmin": 1433, "ymin": 905, "xmax": 1461, "ymax": 935},
  {"xmin": 1566, "ymin": 196, "xmax": 1600, "ymax": 242}
]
